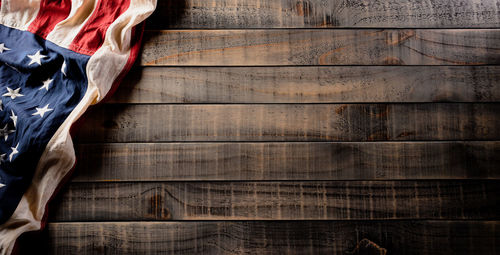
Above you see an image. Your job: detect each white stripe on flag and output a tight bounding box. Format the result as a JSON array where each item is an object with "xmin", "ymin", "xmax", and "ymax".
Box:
[
  {"xmin": 46, "ymin": 0, "xmax": 100, "ymax": 50},
  {"xmin": 88, "ymin": 0, "xmax": 157, "ymax": 101},
  {"xmin": 0, "ymin": 0, "xmax": 42, "ymax": 31}
]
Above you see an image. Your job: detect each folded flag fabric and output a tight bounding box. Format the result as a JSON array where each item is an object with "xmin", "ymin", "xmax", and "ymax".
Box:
[{"xmin": 0, "ymin": 1, "xmax": 156, "ymax": 253}]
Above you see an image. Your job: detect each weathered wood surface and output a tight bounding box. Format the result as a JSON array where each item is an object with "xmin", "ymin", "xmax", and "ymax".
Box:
[
  {"xmin": 50, "ymin": 181, "xmax": 498, "ymax": 221},
  {"xmin": 45, "ymin": 221, "xmax": 499, "ymax": 254},
  {"xmin": 40, "ymin": 0, "xmax": 500, "ymax": 253},
  {"xmin": 141, "ymin": 29, "xmax": 500, "ymax": 66},
  {"xmin": 109, "ymin": 66, "xmax": 500, "ymax": 103},
  {"xmin": 74, "ymin": 104, "xmax": 500, "ymax": 142},
  {"xmin": 73, "ymin": 142, "xmax": 500, "ymax": 181},
  {"xmin": 148, "ymin": 0, "xmax": 500, "ymax": 29}
]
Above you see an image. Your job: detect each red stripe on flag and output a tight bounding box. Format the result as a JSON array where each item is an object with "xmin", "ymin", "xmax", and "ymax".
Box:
[
  {"xmin": 69, "ymin": 0, "xmax": 131, "ymax": 55},
  {"xmin": 27, "ymin": 0, "xmax": 72, "ymax": 39}
]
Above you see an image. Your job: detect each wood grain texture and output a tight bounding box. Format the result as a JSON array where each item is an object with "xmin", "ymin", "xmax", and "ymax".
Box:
[
  {"xmin": 27, "ymin": 0, "xmax": 500, "ymax": 253},
  {"xmin": 50, "ymin": 181, "xmax": 499, "ymax": 221},
  {"xmin": 140, "ymin": 29, "xmax": 500, "ymax": 66},
  {"xmin": 74, "ymin": 104, "xmax": 500, "ymax": 142},
  {"xmin": 148, "ymin": 0, "xmax": 500, "ymax": 29},
  {"xmin": 73, "ymin": 142, "xmax": 500, "ymax": 181},
  {"xmin": 109, "ymin": 66, "xmax": 500, "ymax": 103},
  {"xmin": 45, "ymin": 221, "xmax": 499, "ymax": 254}
]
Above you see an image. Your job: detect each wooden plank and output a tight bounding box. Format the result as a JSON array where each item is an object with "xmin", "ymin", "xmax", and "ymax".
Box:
[
  {"xmin": 42, "ymin": 221, "xmax": 499, "ymax": 254},
  {"xmin": 141, "ymin": 29, "xmax": 500, "ymax": 66},
  {"xmin": 74, "ymin": 104, "xmax": 500, "ymax": 142},
  {"xmin": 110, "ymin": 66, "xmax": 500, "ymax": 103},
  {"xmin": 147, "ymin": 0, "xmax": 500, "ymax": 29},
  {"xmin": 72, "ymin": 142, "xmax": 500, "ymax": 181},
  {"xmin": 49, "ymin": 181, "xmax": 499, "ymax": 221}
]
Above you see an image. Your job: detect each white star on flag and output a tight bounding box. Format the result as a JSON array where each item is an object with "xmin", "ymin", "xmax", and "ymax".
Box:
[
  {"xmin": 9, "ymin": 143, "xmax": 19, "ymax": 162},
  {"xmin": 0, "ymin": 183, "xmax": 5, "ymax": 189},
  {"xmin": 3, "ymin": 87, "xmax": 24, "ymax": 100},
  {"xmin": 39, "ymin": 78, "xmax": 53, "ymax": 91},
  {"xmin": 0, "ymin": 99, "xmax": 3, "ymax": 111},
  {"xmin": 32, "ymin": 104, "xmax": 53, "ymax": 118},
  {"xmin": 0, "ymin": 43, "xmax": 10, "ymax": 53},
  {"xmin": 27, "ymin": 50, "xmax": 47, "ymax": 66},
  {"xmin": 0, "ymin": 124, "xmax": 15, "ymax": 141},
  {"xmin": 10, "ymin": 110, "xmax": 17, "ymax": 127}
]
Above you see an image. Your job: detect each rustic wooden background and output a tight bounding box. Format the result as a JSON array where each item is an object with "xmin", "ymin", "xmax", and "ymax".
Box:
[{"xmin": 19, "ymin": 0, "xmax": 500, "ymax": 254}]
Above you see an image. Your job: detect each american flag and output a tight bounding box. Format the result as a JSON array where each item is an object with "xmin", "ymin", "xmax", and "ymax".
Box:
[{"xmin": 0, "ymin": 1, "xmax": 156, "ymax": 253}]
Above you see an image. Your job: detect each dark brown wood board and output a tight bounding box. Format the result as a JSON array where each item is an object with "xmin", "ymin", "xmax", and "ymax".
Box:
[
  {"xmin": 74, "ymin": 103, "xmax": 500, "ymax": 142},
  {"xmin": 46, "ymin": 221, "xmax": 499, "ymax": 255},
  {"xmin": 49, "ymin": 180, "xmax": 499, "ymax": 221},
  {"xmin": 148, "ymin": 0, "xmax": 500, "ymax": 29},
  {"xmin": 72, "ymin": 142, "xmax": 500, "ymax": 181},
  {"xmin": 108, "ymin": 66, "xmax": 500, "ymax": 103},
  {"xmin": 140, "ymin": 29, "xmax": 500, "ymax": 66}
]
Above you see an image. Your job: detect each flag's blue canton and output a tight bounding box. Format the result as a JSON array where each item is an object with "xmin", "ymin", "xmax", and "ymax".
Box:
[{"xmin": 0, "ymin": 24, "xmax": 89, "ymax": 224}]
